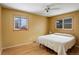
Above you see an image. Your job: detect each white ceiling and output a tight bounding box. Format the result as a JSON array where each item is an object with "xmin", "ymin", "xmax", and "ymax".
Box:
[{"xmin": 1, "ymin": 3, "xmax": 79, "ymax": 17}]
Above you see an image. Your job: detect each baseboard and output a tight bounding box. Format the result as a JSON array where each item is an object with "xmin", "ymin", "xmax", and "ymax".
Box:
[{"xmin": 3, "ymin": 42, "xmax": 33, "ymax": 50}]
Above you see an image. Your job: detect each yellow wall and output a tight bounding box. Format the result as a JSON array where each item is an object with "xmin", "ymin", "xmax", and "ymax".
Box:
[
  {"xmin": 49, "ymin": 11, "xmax": 79, "ymax": 45},
  {"xmin": 1, "ymin": 7, "xmax": 79, "ymax": 49},
  {"xmin": 2, "ymin": 8, "xmax": 48, "ymax": 48},
  {"xmin": 0, "ymin": 6, "xmax": 2, "ymax": 54}
]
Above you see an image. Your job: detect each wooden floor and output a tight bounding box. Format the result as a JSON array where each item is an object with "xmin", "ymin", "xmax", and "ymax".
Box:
[{"xmin": 2, "ymin": 42, "xmax": 79, "ymax": 55}]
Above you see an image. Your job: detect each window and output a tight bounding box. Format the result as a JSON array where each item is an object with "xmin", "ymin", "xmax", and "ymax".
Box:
[
  {"xmin": 56, "ymin": 20, "xmax": 63, "ymax": 28},
  {"xmin": 14, "ymin": 16, "xmax": 28, "ymax": 30},
  {"xmin": 64, "ymin": 18, "xmax": 72, "ymax": 29},
  {"xmin": 56, "ymin": 17, "xmax": 72, "ymax": 29}
]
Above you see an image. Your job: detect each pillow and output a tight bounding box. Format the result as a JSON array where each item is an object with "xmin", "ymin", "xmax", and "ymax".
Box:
[{"xmin": 53, "ymin": 33, "xmax": 74, "ymax": 37}]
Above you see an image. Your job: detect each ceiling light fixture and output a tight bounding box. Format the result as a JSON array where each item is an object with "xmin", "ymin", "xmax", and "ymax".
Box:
[{"xmin": 44, "ymin": 5, "xmax": 60, "ymax": 13}]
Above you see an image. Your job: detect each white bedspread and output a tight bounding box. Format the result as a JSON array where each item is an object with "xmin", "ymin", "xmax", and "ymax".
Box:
[{"xmin": 37, "ymin": 33, "xmax": 75, "ymax": 55}]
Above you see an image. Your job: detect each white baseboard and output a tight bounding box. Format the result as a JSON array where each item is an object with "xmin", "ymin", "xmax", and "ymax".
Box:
[{"xmin": 3, "ymin": 42, "xmax": 33, "ymax": 50}]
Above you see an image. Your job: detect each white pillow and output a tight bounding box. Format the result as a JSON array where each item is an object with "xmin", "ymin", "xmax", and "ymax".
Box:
[{"xmin": 54, "ymin": 33, "xmax": 74, "ymax": 37}]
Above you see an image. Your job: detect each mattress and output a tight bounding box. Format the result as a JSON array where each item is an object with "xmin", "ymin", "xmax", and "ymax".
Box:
[{"xmin": 37, "ymin": 33, "xmax": 76, "ymax": 55}]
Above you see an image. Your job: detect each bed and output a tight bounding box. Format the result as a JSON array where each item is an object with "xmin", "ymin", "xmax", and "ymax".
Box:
[{"xmin": 37, "ymin": 33, "xmax": 76, "ymax": 55}]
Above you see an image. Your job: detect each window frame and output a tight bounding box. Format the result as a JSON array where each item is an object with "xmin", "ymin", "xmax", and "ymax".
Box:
[
  {"xmin": 55, "ymin": 17, "xmax": 73, "ymax": 30},
  {"xmin": 13, "ymin": 16, "xmax": 29, "ymax": 31},
  {"xmin": 63, "ymin": 17, "xmax": 73, "ymax": 30}
]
